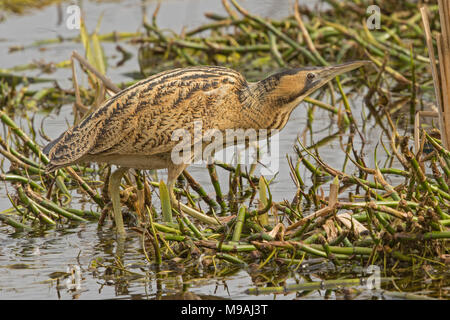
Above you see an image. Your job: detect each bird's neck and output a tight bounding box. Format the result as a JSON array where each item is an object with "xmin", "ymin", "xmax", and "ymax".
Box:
[
  {"xmin": 237, "ymin": 78, "xmax": 304, "ymax": 130},
  {"xmin": 254, "ymin": 73, "xmax": 308, "ymax": 107}
]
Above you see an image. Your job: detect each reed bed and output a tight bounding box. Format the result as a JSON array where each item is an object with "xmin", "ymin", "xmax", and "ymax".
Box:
[{"xmin": 0, "ymin": 0, "xmax": 449, "ymax": 295}]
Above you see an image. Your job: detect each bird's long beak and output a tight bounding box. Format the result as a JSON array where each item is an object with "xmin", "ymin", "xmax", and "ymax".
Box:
[
  {"xmin": 318, "ymin": 60, "xmax": 372, "ymax": 81},
  {"xmin": 298, "ymin": 60, "xmax": 372, "ymax": 98}
]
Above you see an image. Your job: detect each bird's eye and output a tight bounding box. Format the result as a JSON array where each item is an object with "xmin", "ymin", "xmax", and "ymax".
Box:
[{"xmin": 307, "ymin": 73, "xmax": 315, "ymax": 80}]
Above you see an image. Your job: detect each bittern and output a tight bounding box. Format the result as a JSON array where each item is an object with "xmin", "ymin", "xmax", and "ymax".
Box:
[{"xmin": 44, "ymin": 61, "xmax": 369, "ymax": 236}]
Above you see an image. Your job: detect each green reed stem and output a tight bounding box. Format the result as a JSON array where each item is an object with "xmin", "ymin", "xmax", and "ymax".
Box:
[{"xmin": 232, "ymin": 205, "xmax": 247, "ymax": 242}]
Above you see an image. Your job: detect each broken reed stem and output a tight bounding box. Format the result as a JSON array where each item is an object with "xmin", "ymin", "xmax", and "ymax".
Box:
[
  {"xmin": 245, "ymin": 277, "xmax": 394, "ymax": 295},
  {"xmin": 0, "ymin": 110, "xmax": 49, "ymax": 164},
  {"xmin": 158, "ymin": 180, "xmax": 173, "ymax": 223},
  {"xmin": 421, "ymin": 4, "xmax": 450, "ymax": 150},
  {"xmin": 65, "ymin": 167, "xmax": 104, "ymax": 208},
  {"xmin": 207, "ymin": 164, "xmax": 228, "ymax": 213},
  {"xmin": 444, "ymin": 1, "xmax": 450, "ymax": 149},
  {"xmin": 0, "ymin": 173, "xmax": 44, "ymax": 191},
  {"xmin": 146, "ymin": 206, "xmax": 162, "ymax": 265},
  {"xmin": 230, "ymin": 0, "xmax": 318, "ymax": 63},
  {"xmin": 231, "ymin": 205, "xmax": 246, "ymax": 242},
  {"xmin": 72, "ymin": 51, "xmax": 121, "ymax": 94},
  {"xmin": 182, "ymin": 170, "xmax": 219, "ymax": 209},
  {"xmin": 0, "ymin": 214, "xmax": 33, "ymax": 231},
  {"xmin": 23, "ymin": 186, "xmax": 88, "ymax": 222}
]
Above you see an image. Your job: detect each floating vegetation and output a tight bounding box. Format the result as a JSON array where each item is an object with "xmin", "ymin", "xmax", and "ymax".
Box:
[
  {"xmin": 0, "ymin": 0, "xmax": 449, "ymax": 299},
  {"xmin": 0, "ymin": 0, "xmax": 61, "ymax": 15}
]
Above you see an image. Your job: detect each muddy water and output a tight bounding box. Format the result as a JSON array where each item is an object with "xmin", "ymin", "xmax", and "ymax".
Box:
[{"xmin": 0, "ymin": 0, "xmax": 426, "ymax": 300}]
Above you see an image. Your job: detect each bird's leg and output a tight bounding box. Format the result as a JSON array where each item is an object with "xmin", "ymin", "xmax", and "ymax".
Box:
[
  {"xmin": 167, "ymin": 163, "xmax": 188, "ymax": 205},
  {"xmin": 109, "ymin": 166, "xmax": 129, "ymax": 238},
  {"xmin": 167, "ymin": 164, "xmax": 219, "ymax": 225}
]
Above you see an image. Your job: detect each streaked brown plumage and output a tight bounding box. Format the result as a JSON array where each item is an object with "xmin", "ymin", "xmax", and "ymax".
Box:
[{"xmin": 44, "ymin": 62, "xmax": 370, "ymax": 235}]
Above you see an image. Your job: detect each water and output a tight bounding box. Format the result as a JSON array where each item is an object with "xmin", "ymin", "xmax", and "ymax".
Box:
[{"xmin": 0, "ymin": 0, "xmax": 444, "ymax": 300}]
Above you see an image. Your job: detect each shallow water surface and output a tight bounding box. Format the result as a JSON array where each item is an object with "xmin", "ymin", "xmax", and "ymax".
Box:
[{"xmin": 0, "ymin": 0, "xmax": 447, "ymax": 300}]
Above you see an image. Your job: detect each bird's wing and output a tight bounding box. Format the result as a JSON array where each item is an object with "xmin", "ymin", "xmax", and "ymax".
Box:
[{"xmin": 45, "ymin": 66, "xmax": 247, "ymax": 169}]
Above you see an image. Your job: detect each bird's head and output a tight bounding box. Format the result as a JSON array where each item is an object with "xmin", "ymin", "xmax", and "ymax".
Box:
[{"xmin": 255, "ymin": 60, "xmax": 371, "ymax": 110}]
